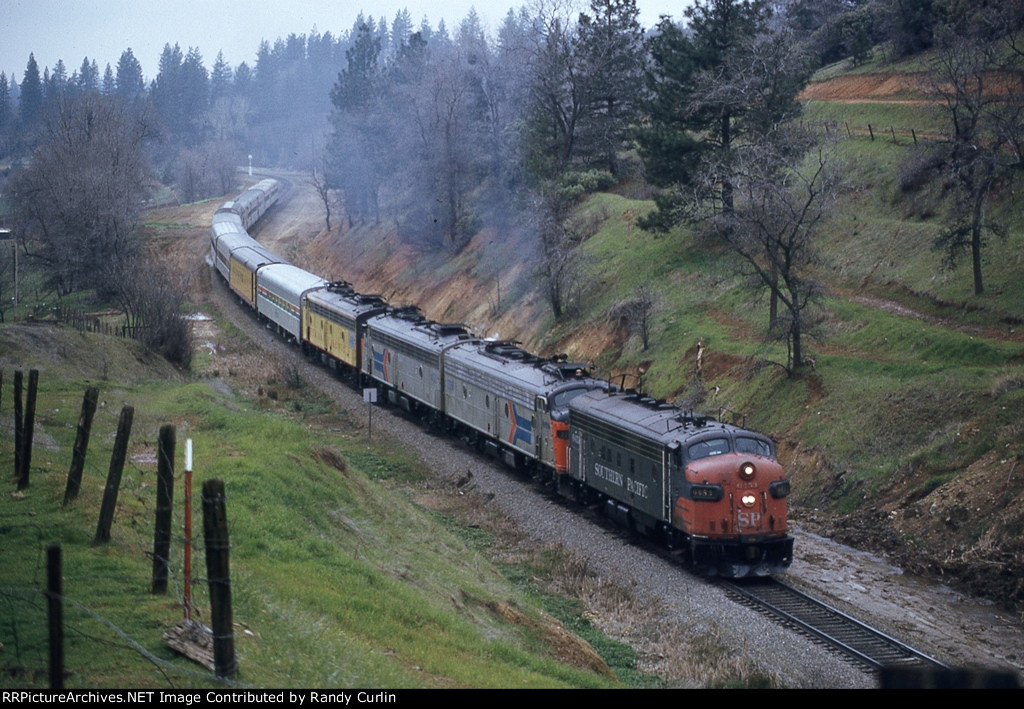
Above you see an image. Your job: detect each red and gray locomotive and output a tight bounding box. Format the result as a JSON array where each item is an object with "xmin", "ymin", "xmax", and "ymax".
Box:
[
  {"xmin": 564, "ymin": 390, "xmax": 792, "ymax": 577},
  {"xmin": 210, "ymin": 180, "xmax": 794, "ymax": 578}
]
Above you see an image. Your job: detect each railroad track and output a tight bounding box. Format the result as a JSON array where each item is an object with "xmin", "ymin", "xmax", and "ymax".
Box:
[{"xmin": 721, "ymin": 577, "xmax": 948, "ymax": 673}]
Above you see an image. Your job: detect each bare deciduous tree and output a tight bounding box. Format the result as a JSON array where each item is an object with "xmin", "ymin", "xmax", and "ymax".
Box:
[
  {"xmin": 713, "ymin": 129, "xmax": 841, "ymax": 373},
  {"xmin": 533, "ymin": 188, "xmax": 594, "ymax": 319},
  {"xmin": 9, "ymin": 92, "xmax": 192, "ymax": 366},
  {"xmin": 311, "ymin": 155, "xmax": 337, "ymax": 232},
  {"xmin": 109, "ymin": 252, "xmax": 194, "ymax": 367},
  {"xmin": 928, "ymin": 6, "xmax": 1024, "ymax": 295},
  {"xmin": 9, "ymin": 92, "xmax": 155, "ymax": 296},
  {"xmin": 609, "ymin": 283, "xmax": 661, "ymax": 350}
]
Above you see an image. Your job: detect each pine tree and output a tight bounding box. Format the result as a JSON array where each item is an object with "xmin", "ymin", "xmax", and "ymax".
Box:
[
  {"xmin": 151, "ymin": 43, "xmax": 185, "ymax": 132},
  {"xmin": 211, "ymin": 51, "xmax": 233, "ymax": 101},
  {"xmin": 77, "ymin": 57, "xmax": 100, "ymax": 94},
  {"xmin": 0, "ymin": 72, "xmax": 12, "ymax": 150},
  {"xmin": 116, "ymin": 49, "xmax": 146, "ymax": 102},
  {"xmin": 391, "ymin": 8, "xmax": 414, "ymax": 53},
  {"xmin": 576, "ymin": 0, "xmax": 645, "ymax": 175},
  {"xmin": 180, "ymin": 47, "xmax": 210, "ymax": 130},
  {"xmin": 49, "ymin": 60, "xmax": 69, "ymax": 98},
  {"xmin": 19, "ymin": 53, "xmax": 43, "ymax": 129},
  {"xmin": 102, "ymin": 64, "xmax": 116, "ymax": 95},
  {"xmin": 329, "ymin": 22, "xmax": 387, "ymax": 224},
  {"xmin": 233, "ymin": 62, "xmax": 253, "ymax": 100},
  {"xmin": 637, "ymin": 0, "xmax": 772, "ymax": 225}
]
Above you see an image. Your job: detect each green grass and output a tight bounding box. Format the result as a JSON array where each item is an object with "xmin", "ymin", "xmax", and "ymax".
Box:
[
  {"xmin": 0, "ymin": 331, "xmax": 627, "ymax": 689},
  {"xmin": 804, "ymin": 101, "xmax": 946, "ymax": 140},
  {"xmin": 539, "ymin": 103, "xmax": 1024, "ymax": 519}
]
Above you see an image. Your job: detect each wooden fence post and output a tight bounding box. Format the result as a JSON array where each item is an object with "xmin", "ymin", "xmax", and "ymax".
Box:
[
  {"xmin": 94, "ymin": 406, "xmax": 134, "ymax": 544},
  {"xmin": 152, "ymin": 425, "xmax": 175, "ymax": 594},
  {"xmin": 64, "ymin": 386, "xmax": 99, "ymax": 505},
  {"xmin": 18, "ymin": 369, "xmax": 38, "ymax": 490},
  {"xmin": 13, "ymin": 371, "xmax": 22, "ymax": 482},
  {"xmin": 47, "ymin": 544, "xmax": 64, "ymax": 689},
  {"xmin": 203, "ymin": 478, "xmax": 237, "ymax": 678}
]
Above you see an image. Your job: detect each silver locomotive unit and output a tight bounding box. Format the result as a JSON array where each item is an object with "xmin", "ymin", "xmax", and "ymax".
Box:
[{"xmin": 209, "ymin": 180, "xmax": 794, "ymax": 578}]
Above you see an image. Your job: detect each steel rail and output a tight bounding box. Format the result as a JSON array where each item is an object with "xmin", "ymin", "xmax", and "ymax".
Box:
[{"xmin": 722, "ymin": 577, "xmax": 949, "ymax": 672}]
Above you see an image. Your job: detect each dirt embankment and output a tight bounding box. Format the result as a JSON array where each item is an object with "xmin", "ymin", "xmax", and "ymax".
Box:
[
  {"xmin": 270, "ymin": 176, "xmax": 1023, "ymax": 613},
  {"xmin": 130, "ymin": 167, "xmax": 1023, "ymax": 680},
  {"xmin": 799, "ymin": 71, "xmax": 933, "ymax": 103}
]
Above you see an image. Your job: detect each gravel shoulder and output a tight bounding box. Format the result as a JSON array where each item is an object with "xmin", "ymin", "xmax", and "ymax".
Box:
[{"xmin": 192, "ymin": 174, "xmax": 1023, "ymax": 688}]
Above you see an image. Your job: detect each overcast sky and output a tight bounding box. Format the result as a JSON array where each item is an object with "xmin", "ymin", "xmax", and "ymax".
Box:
[{"xmin": 2, "ymin": 0, "xmax": 690, "ymax": 83}]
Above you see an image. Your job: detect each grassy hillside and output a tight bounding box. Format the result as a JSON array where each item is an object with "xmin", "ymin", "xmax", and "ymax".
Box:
[
  {"xmin": 562, "ymin": 58, "xmax": 1024, "ymax": 608},
  {"xmin": 310, "ymin": 53, "xmax": 1024, "ymax": 609},
  {"xmin": 0, "ymin": 325, "xmax": 642, "ymax": 688}
]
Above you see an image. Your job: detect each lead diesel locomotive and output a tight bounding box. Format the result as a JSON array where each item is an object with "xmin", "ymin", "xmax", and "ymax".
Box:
[
  {"xmin": 565, "ymin": 390, "xmax": 792, "ymax": 577},
  {"xmin": 210, "ymin": 179, "xmax": 793, "ymax": 578}
]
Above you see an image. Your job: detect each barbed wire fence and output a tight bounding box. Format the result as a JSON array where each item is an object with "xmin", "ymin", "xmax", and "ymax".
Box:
[
  {"xmin": 804, "ymin": 118, "xmax": 947, "ymax": 147},
  {"xmin": 2, "ymin": 369, "xmax": 239, "ymax": 688}
]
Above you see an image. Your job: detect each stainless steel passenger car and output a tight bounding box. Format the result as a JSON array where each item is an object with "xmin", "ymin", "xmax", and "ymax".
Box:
[
  {"xmin": 256, "ymin": 264, "xmax": 328, "ymax": 342},
  {"xmin": 232, "ymin": 179, "xmax": 280, "ymax": 230}
]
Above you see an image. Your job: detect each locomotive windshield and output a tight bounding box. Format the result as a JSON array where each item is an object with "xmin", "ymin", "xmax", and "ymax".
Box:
[
  {"xmin": 735, "ymin": 435, "xmax": 774, "ymax": 458},
  {"xmin": 687, "ymin": 434, "xmax": 776, "ymax": 462},
  {"xmin": 687, "ymin": 437, "xmax": 730, "ymax": 460}
]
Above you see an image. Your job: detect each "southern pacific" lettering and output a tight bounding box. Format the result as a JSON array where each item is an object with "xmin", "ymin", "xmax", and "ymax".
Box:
[{"xmin": 593, "ymin": 463, "xmax": 649, "ymax": 499}]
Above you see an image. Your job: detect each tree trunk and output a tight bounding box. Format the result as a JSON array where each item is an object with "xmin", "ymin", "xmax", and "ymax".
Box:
[
  {"xmin": 790, "ymin": 316, "xmax": 803, "ymax": 374},
  {"xmin": 720, "ymin": 111, "xmax": 734, "ymax": 214},
  {"xmin": 971, "ymin": 192, "xmax": 985, "ymax": 295}
]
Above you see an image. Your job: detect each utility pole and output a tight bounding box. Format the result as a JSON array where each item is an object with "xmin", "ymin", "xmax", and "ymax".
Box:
[{"xmin": 0, "ymin": 229, "xmax": 14, "ymax": 321}]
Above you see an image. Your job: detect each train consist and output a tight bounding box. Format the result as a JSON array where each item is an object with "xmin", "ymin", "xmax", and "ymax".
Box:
[{"xmin": 210, "ymin": 179, "xmax": 794, "ymax": 577}]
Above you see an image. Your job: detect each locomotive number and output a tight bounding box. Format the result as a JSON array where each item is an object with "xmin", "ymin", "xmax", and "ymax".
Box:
[{"xmin": 736, "ymin": 510, "xmax": 761, "ymax": 529}]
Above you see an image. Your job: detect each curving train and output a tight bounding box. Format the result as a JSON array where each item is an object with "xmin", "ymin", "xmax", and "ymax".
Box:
[{"xmin": 209, "ymin": 179, "xmax": 794, "ymax": 577}]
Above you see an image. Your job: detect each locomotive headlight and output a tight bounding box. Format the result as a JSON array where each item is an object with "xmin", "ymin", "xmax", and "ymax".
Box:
[
  {"xmin": 739, "ymin": 461, "xmax": 756, "ymax": 480},
  {"xmin": 741, "ymin": 493, "xmax": 757, "ymax": 508}
]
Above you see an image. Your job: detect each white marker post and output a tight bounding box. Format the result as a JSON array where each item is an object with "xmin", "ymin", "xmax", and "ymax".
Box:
[
  {"xmin": 184, "ymin": 439, "xmax": 193, "ymax": 620},
  {"xmin": 363, "ymin": 388, "xmax": 377, "ymax": 440}
]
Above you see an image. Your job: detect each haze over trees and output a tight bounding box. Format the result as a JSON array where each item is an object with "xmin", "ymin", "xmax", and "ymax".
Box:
[{"xmin": 0, "ymin": 0, "xmax": 1022, "ymax": 369}]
